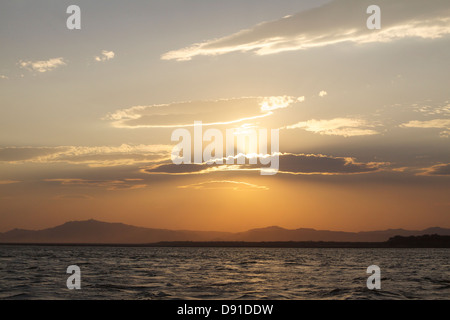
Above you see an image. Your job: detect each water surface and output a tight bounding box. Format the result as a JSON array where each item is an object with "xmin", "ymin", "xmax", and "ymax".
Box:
[{"xmin": 0, "ymin": 246, "xmax": 448, "ymax": 300}]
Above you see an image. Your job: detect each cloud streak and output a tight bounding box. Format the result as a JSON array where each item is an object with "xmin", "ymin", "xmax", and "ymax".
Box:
[
  {"xmin": 106, "ymin": 96, "xmax": 300, "ymax": 128},
  {"xmin": 284, "ymin": 118, "xmax": 380, "ymax": 137},
  {"xmin": 44, "ymin": 179, "xmax": 147, "ymax": 191},
  {"xmin": 400, "ymin": 119, "xmax": 450, "ymax": 137},
  {"xmin": 144, "ymin": 153, "xmax": 386, "ymax": 176},
  {"xmin": 0, "ymin": 144, "xmax": 172, "ymax": 167},
  {"xmin": 162, "ymin": 0, "xmax": 450, "ymax": 61},
  {"xmin": 0, "ymin": 180, "xmax": 21, "ymax": 185},
  {"xmin": 419, "ymin": 163, "xmax": 450, "ymax": 176},
  {"xmin": 178, "ymin": 180, "xmax": 269, "ymax": 191}
]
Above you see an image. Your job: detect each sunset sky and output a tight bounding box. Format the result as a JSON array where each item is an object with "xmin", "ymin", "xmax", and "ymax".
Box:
[{"xmin": 0, "ymin": 0, "xmax": 449, "ymax": 233}]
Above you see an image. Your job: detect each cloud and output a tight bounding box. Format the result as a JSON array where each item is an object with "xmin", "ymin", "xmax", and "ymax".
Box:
[
  {"xmin": 19, "ymin": 57, "xmax": 66, "ymax": 73},
  {"xmin": 0, "ymin": 75, "xmax": 8, "ymax": 80},
  {"xmin": 178, "ymin": 180, "xmax": 269, "ymax": 191},
  {"xmin": 0, "ymin": 144, "xmax": 172, "ymax": 167},
  {"xmin": 283, "ymin": 118, "xmax": 380, "ymax": 137},
  {"xmin": 161, "ymin": 0, "xmax": 450, "ymax": 61},
  {"xmin": 277, "ymin": 153, "xmax": 385, "ymax": 175},
  {"xmin": 54, "ymin": 194, "xmax": 94, "ymax": 200},
  {"xmin": 0, "ymin": 147, "xmax": 68, "ymax": 162},
  {"xmin": 260, "ymin": 96, "xmax": 297, "ymax": 111},
  {"xmin": 105, "ymin": 96, "xmax": 299, "ymax": 128},
  {"xmin": 400, "ymin": 119, "xmax": 450, "ymax": 137},
  {"xmin": 412, "ymin": 102, "xmax": 450, "ymax": 115},
  {"xmin": 319, "ymin": 91, "xmax": 328, "ymax": 97},
  {"xmin": 419, "ymin": 163, "xmax": 450, "ymax": 176},
  {"xmin": 44, "ymin": 179, "xmax": 147, "ymax": 191},
  {"xmin": 144, "ymin": 153, "xmax": 386, "ymax": 176},
  {"xmin": 0, "ymin": 180, "xmax": 21, "ymax": 185},
  {"xmin": 95, "ymin": 50, "xmax": 115, "ymax": 62},
  {"xmin": 145, "ymin": 163, "xmax": 216, "ymax": 175}
]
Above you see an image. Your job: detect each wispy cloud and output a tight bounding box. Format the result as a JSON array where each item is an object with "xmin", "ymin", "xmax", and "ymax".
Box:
[
  {"xmin": 162, "ymin": 0, "xmax": 450, "ymax": 61},
  {"xmin": 44, "ymin": 179, "xmax": 147, "ymax": 191},
  {"xmin": 0, "ymin": 144, "xmax": 172, "ymax": 167},
  {"xmin": 412, "ymin": 102, "xmax": 450, "ymax": 116},
  {"xmin": 283, "ymin": 118, "xmax": 380, "ymax": 137},
  {"xmin": 0, "ymin": 75, "xmax": 8, "ymax": 80},
  {"xmin": 260, "ymin": 96, "xmax": 299, "ymax": 111},
  {"xmin": 18, "ymin": 57, "xmax": 66, "ymax": 73},
  {"xmin": 418, "ymin": 163, "xmax": 450, "ymax": 176},
  {"xmin": 0, "ymin": 180, "xmax": 21, "ymax": 185},
  {"xmin": 105, "ymin": 96, "xmax": 300, "ymax": 128},
  {"xmin": 54, "ymin": 194, "xmax": 94, "ymax": 200},
  {"xmin": 275, "ymin": 153, "xmax": 386, "ymax": 175},
  {"xmin": 400, "ymin": 119, "xmax": 450, "ymax": 137},
  {"xmin": 145, "ymin": 153, "xmax": 386, "ymax": 176},
  {"xmin": 95, "ymin": 50, "xmax": 115, "ymax": 62},
  {"xmin": 178, "ymin": 180, "xmax": 269, "ymax": 191}
]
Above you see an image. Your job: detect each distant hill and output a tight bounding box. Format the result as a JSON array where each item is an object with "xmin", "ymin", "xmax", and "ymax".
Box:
[
  {"xmin": 0, "ymin": 220, "xmax": 231, "ymax": 244},
  {"xmin": 224, "ymin": 226, "xmax": 450, "ymax": 242},
  {"xmin": 0, "ymin": 220, "xmax": 449, "ymax": 244}
]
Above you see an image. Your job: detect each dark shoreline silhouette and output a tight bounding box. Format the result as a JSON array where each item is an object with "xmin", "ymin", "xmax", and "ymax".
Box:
[{"xmin": 1, "ymin": 235, "xmax": 449, "ymax": 248}]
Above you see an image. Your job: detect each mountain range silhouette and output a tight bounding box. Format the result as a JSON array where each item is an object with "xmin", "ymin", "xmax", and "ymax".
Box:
[{"xmin": 1, "ymin": 219, "xmax": 449, "ymax": 244}]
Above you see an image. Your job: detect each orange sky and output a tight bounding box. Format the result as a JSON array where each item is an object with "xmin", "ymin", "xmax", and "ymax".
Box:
[{"xmin": 0, "ymin": 0, "xmax": 449, "ymax": 232}]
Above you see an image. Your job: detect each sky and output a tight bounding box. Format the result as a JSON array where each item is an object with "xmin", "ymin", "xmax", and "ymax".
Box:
[{"xmin": 0, "ymin": 0, "xmax": 449, "ymax": 232}]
